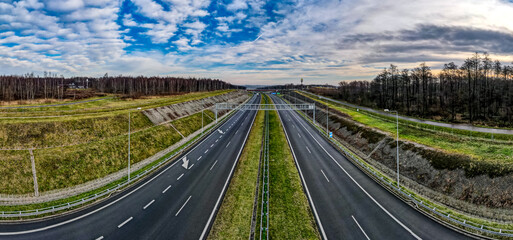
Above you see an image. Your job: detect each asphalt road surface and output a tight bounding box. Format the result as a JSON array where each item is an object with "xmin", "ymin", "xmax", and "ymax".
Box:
[
  {"xmin": 0, "ymin": 94, "xmax": 261, "ymax": 240},
  {"xmin": 270, "ymin": 94, "xmax": 472, "ymax": 240},
  {"xmin": 303, "ymin": 90, "xmax": 513, "ymax": 135}
]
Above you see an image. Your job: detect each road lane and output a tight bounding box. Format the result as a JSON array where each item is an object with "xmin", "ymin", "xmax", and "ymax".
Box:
[
  {"xmin": 0, "ymin": 94, "xmax": 261, "ymax": 240},
  {"xmin": 270, "ymin": 94, "xmax": 471, "ymax": 240}
]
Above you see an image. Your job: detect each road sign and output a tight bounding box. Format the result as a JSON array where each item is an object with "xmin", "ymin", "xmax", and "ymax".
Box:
[{"xmin": 329, "ymin": 132, "xmax": 333, "ymax": 138}]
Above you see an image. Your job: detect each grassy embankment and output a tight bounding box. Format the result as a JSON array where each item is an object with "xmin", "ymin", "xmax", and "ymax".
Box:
[
  {"xmin": 267, "ymin": 99, "xmax": 319, "ymax": 239},
  {"xmin": 0, "ymin": 89, "xmax": 233, "ymax": 119},
  {"xmin": 298, "ymin": 91, "xmax": 513, "ymax": 165},
  {"xmin": 0, "ymin": 90, "xmax": 231, "ymax": 194},
  {"xmin": 208, "ymin": 96, "xmax": 264, "ymax": 239},
  {"xmin": 0, "ymin": 109, "xmax": 233, "ymax": 215}
]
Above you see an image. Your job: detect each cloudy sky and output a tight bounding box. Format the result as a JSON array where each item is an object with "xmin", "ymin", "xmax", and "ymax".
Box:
[{"xmin": 1, "ymin": 0, "xmax": 513, "ymax": 85}]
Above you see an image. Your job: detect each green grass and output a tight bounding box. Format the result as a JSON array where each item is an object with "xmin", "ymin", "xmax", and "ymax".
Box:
[
  {"xmin": 267, "ymin": 108, "xmax": 320, "ymax": 239},
  {"xmin": 0, "ymin": 90, "xmax": 232, "ymax": 119},
  {"xmin": 0, "ymin": 150, "xmax": 33, "ymax": 195},
  {"xmin": 32, "ymin": 111, "xmax": 214, "ymax": 192},
  {"xmin": 208, "ymin": 98, "xmax": 264, "ymax": 240},
  {"xmin": 298, "ymin": 92, "xmax": 513, "ymax": 164},
  {"xmin": 0, "ymin": 108, "xmax": 236, "ymax": 217}
]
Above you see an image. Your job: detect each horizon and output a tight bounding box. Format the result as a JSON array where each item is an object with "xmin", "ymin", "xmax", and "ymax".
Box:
[{"xmin": 1, "ymin": 0, "xmax": 513, "ymax": 85}]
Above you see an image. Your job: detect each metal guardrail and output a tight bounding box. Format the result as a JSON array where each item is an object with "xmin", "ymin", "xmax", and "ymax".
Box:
[
  {"xmin": 0, "ymin": 99, "xmax": 249, "ymax": 218},
  {"xmin": 284, "ymin": 95, "xmax": 513, "ymax": 238},
  {"xmin": 216, "ymin": 103, "xmax": 314, "ymax": 111}
]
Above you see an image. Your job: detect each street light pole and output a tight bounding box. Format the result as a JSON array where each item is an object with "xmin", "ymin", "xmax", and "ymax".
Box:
[
  {"xmin": 326, "ymin": 105, "xmax": 329, "ymax": 137},
  {"xmin": 201, "ymin": 98, "xmax": 204, "ymax": 136},
  {"xmin": 385, "ymin": 109, "xmax": 400, "ymax": 188}
]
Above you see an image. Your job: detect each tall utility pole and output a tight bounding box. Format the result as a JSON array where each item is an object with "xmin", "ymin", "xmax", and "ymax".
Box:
[
  {"xmin": 326, "ymin": 105, "xmax": 329, "ymax": 136},
  {"xmin": 385, "ymin": 109, "xmax": 400, "ymax": 187},
  {"xmin": 201, "ymin": 98, "xmax": 204, "ymax": 135}
]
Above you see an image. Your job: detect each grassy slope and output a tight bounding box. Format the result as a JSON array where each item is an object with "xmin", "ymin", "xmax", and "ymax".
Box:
[
  {"xmin": 28, "ymin": 110, "xmax": 215, "ymax": 193},
  {"xmin": 0, "ymin": 150, "xmax": 33, "ymax": 194},
  {"xmin": 299, "ymin": 92, "xmax": 513, "ymax": 164},
  {"xmin": 208, "ymin": 98, "xmax": 263, "ymax": 240},
  {"xmin": 268, "ymin": 109, "xmax": 319, "ymax": 239},
  {"xmin": 0, "ymin": 90, "xmax": 232, "ymax": 118}
]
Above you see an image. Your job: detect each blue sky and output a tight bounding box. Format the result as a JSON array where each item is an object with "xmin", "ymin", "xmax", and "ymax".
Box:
[{"xmin": 1, "ymin": 0, "xmax": 513, "ymax": 85}]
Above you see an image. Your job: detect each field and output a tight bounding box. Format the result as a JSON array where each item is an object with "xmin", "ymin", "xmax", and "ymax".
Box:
[
  {"xmin": 208, "ymin": 97, "xmax": 264, "ymax": 240},
  {"xmin": 0, "ymin": 90, "xmax": 230, "ymax": 195}
]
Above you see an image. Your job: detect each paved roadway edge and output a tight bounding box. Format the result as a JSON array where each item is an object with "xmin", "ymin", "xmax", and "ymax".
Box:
[
  {"xmin": 284, "ymin": 96, "xmax": 489, "ymax": 240},
  {"xmin": 270, "ymin": 95, "xmax": 328, "ymax": 240},
  {"xmin": 199, "ymin": 94, "xmax": 260, "ymax": 240}
]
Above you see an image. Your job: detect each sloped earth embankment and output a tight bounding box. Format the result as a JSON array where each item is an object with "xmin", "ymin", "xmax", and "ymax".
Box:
[{"xmin": 0, "ymin": 91, "xmax": 249, "ymax": 205}]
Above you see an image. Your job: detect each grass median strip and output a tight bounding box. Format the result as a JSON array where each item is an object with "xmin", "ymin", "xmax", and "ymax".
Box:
[
  {"xmin": 208, "ymin": 97, "xmax": 264, "ymax": 240},
  {"xmin": 268, "ymin": 108, "xmax": 320, "ymax": 239}
]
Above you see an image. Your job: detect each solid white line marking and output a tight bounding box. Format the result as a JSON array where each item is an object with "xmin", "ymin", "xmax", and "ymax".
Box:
[
  {"xmin": 175, "ymin": 196, "xmax": 192, "ymax": 216},
  {"xmin": 197, "ymin": 156, "xmax": 202, "ymax": 161},
  {"xmin": 306, "ymin": 146, "xmax": 311, "ymax": 154},
  {"xmin": 0, "ymin": 103, "xmax": 241, "ymax": 236},
  {"xmin": 205, "ymin": 149, "xmax": 209, "ymax": 153},
  {"xmin": 189, "ymin": 164, "xmax": 194, "ymax": 169},
  {"xmin": 290, "ymin": 110, "xmax": 422, "ymax": 240},
  {"xmin": 143, "ymin": 199, "xmax": 155, "ymax": 209},
  {"xmin": 321, "ymin": 170, "xmax": 330, "ymax": 182},
  {"xmin": 275, "ymin": 106, "xmax": 328, "ymax": 240},
  {"xmin": 226, "ymin": 141, "xmax": 231, "ymax": 148},
  {"xmin": 177, "ymin": 173, "xmax": 184, "ymax": 180},
  {"xmin": 199, "ymin": 104, "xmax": 257, "ymax": 240},
  {"xmin": 210, "ymin": 160, "xmax": 218, "ymax": 171},
  {"xmin": 117, "ymin": 217, "xmax": 133, "ymax": 228},
  {"xmin": 352, "ymin": 215, "xmax": 371, "ymax": 240},
  {"xmin": 95, "ymin": 236, "xmax": 104, "ymax": 240},
  {"xmin": 298, "ymin": 133, "xmax": 301, "ymax": 138},
  {"xmin": 162, "ymin": 185, "xmax": 171, "ymax": 193},
  {"xmin": 210, "ymin": 144, "xmax": 214, "ymax": 148}
]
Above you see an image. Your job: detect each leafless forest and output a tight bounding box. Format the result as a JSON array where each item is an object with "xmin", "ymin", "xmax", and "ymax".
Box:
[
  {"xmin": 313, "ymin": 53, "xmax": 513, "ymax": 127},
  {"xmin": 0, "ymin": 75, "xmax": 238, "ymax": 101}
]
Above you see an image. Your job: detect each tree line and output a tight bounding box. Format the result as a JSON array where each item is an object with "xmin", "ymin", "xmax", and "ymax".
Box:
[
  {"xmin": 311, "ymin": 53, "xmax": 513, "ymax": 127},
  {"xmin": 0, "ymin": 75, "xmax": 240, "ymax": 101}
]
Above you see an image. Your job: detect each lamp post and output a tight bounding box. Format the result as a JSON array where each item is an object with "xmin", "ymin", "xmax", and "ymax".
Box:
[
  {"xmin": 128, "ymin": 107, "xmax": 142, "ymax": 182},
  {"xmin": 326, "ymin": 105, "xmax": 329, "ymax": 137},
  {"xmin": 384, "ymin": 109, "xmax": 400, "ymax": 188}
]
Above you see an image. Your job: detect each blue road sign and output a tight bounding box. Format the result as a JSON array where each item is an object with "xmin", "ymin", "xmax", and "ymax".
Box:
[{"xmin": 329, "ymin": 132, "xmax": 333, "ymax": 138}]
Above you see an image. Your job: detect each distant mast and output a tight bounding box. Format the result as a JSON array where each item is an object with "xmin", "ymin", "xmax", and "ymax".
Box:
[{"xmin": 300, "ymin": 78, "xmax": 303, "ymax": 89}]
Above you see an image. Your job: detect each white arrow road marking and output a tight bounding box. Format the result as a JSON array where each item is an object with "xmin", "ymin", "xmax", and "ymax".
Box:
[
  {"xmin": 181, "ymin": 156, "xmax": 189, "ymax": 169},
  {"xmin": 118, "ymin": 217, "xmax": 133, "ymax": 228},
  {"xmin": 218, "ymin": 129, "xmax": 224, "ymax": 134},
  {"xmin": 175, "ymin": 196, "xmax": 192, "ymax": 216},
  {"xmin": 95, "ymin": 236, "xmax": 104, "ymax": 240}
]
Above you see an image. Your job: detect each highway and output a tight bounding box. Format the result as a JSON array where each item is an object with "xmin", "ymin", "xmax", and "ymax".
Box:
[
  {"xmin": 0, "ymin": 94, "xmax": 261, "ymax": 240},
  {"xmin": 301, "ymin": 90, "xmax": 513, "ymax": 135},
  {"xmin": 270, "ymin": 94, "xmax": 471, "ymax": 240}
]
